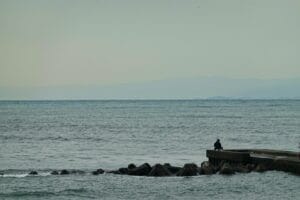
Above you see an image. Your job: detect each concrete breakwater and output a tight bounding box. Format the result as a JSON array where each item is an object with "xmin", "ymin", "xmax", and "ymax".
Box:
[
  {"xmin": 2, "ymin": 149, "xmax": 299, "ymax": 177},
  {"xmin": 207, "ymin": 149, "xmax": 300, "ymax": 175}
]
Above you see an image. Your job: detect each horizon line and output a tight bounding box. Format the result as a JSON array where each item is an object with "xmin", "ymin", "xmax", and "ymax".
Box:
[{"xmin": 0, "ymin": 98, "xmax": 299, "ymax": 102}]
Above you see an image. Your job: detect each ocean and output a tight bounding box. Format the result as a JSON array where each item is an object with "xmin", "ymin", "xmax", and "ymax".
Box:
[{"xmin": 0, "ymin": 100, "xmax": 299, "ymax": 199}]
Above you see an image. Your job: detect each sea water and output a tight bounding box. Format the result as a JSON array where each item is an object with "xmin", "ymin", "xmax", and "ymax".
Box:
[{"xmin": 0, "ymin": 100, "xmax": 299, "ymax": 199}]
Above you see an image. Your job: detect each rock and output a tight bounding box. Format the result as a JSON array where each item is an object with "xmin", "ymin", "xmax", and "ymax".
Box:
[
  {"xmin": 213, "ymin": 160, "xmax": 226, "ymax": 172},
  {"xmin": 128, "ymin": 163, "xmax": 152, "ymax": 176},
  {"xmin": 163, "ymin": 163, "xmax": 182, "ymax": 174},
  {"xmin": 148, "ymin": 164, "xmax": 172, "ymax": 176},
  {"xmin": 70, "ymin": 170, "xmax": 85, "ymax": 175},
  {"xmin": 51, "ymin": 171, "xmax": 59, "ymax": 175},
  {"xmin": 246, "ymin": 164, "xmax": 256, "ymax": 172},
  {"xmin": 107, "ymin": 170, "xmax": 121, "ymax": 174},
  {"xmin": 177, "ymin": 163, "xmax": 199, "ymax": 176},
  {"xmin": 118, "ymin": 168, "xmax": 129, "ymax": 175},
  {"xmin": 273, "ymin": 159, "xmax": 300, "ymax": 174},
  {"xmin": 29, "ymin": 171, "xmax": 38, "ymax": 175},
  {"xmin": 254, "ymin": 164, "xmax": 267, "ymax": 172},
  {"xmin": 234, "ymin": 164, "xmax": 251, "ymax": 173},
  {"xmin": 219, "ymin": 163, "xmax": 235, "ymax": 175},
  {"xmin": 92, "ymin": 169, "xmax": 105, "ymax": 175},
  {"xmin": 60, "ymin": 169, "xmax": 70, "ymax": 175},
  {"xmin": 200, "ymin": 161, "xmax": 215, "ymax": 175},
  {"xmin": 128, "ymin": 163, "xmax": 136, "ymax": 170}
]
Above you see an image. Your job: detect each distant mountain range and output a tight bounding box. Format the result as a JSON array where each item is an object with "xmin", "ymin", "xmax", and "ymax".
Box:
[{"xmin": 0, "ymin": 77, "xmax": 299, "ymax": 100}]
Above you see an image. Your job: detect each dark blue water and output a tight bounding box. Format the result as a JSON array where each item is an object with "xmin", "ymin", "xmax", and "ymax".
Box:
[{"xmin": 0, "ymin": 100, "xmax": 299, "ymax": 199}]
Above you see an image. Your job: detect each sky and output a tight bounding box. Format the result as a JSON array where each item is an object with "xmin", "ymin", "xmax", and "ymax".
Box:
[{"xmin": 0, "ymin": 0, "xmax": 299, "ymax": 98}]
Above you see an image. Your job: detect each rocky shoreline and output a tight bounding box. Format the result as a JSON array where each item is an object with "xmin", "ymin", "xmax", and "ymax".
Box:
[
  {"xmin": 2, "ymin": 149, "xmax": 299, "ymax": 177},
  {"xmin": 19, "ymin": 160, "xmax": 272, "ymax": 177}
]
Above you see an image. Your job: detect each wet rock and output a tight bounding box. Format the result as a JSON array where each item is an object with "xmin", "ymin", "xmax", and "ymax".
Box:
[
  {"xmin": 29, "ymin": 171, "xmax": 38, "ymax": 175},
  {"xmin": 273, "ymin": 159, "xmax": 300, "ymax": 174},
  {"xmin": 51, "ymin": 171, "xmax": 59, "ymax": 175},
  {"xmin": 148, "ymin": 164, "xmax": 172, "ymax": 177},
  {"xmin": 163, "ymin": 163, "xmax": 182, "ymax": 174},
  {"xmin": 92, "ymin": 169, "xmax": 105, "ymax": 175},
  {"xmin": 70, "ymin": 170, "xmax": 85, "ymax": 175},
  {"xmin": 128, "ymin": 163, "xmax": 152, "ymax": 176},
  {"xmin": 128, "ymin": 163, "xmax": 136, "ymax": 170},
  {"xmin": 246, "ymin": 164, "xmax": 256, "ymax": 172},
  {"xmin": 219, "ymin": 163, "xmax": 235, "ymax": 175},
  {"xmin": 234, "ymin": 164, "xmax": 251, "ymax": 173},
  {"xmin": 177, "ymin": 163, "xmax": 199, "ymax": 176},
  {"xmin": 60, "ymin": 169, "xmax": 70, "ymax": 175},
  {"xmin": 118, "ymin": 168, "xmax": 129, "ymax": 175},
  {"xmin": 107, "ymin": 170, "xmax": 121, "ymax": 174},
  {"xmin": 78, "ymin": 170, "xmax": 86, "ymax": 174},
  {"xmin": 212, "ymin": 160, "xmax": 227, "ymax": 172},
  {"xmin": 254, "ymin": 164, "xmax": 268, "ymax": 172},
  {"xmin": 199, "ymin": 161, "xmax": 215, "ymax": 175}
]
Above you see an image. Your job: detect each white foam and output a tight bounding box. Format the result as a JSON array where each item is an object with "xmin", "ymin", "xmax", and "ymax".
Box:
[
  {"xmin": 0, "ymin": 172, "xmax": 51, "ymax": 178},
  {"xmin": 2, "ymin": 174, "xmax": 28, "ymax": 178}
]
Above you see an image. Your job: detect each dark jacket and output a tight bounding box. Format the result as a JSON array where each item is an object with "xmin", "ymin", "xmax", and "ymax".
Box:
[{"xmin": 214, "ymin": 140, "xmax": 223, "ymax": 150}]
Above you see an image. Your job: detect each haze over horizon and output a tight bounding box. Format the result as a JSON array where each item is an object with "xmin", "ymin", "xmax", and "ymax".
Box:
[
  {"xmin": 0, "ymin": 77, "xmax": 299, "ymax": 100},
  {"xmin": 0, "ymin": 0, "xmax": 299, "ymax": 99}
]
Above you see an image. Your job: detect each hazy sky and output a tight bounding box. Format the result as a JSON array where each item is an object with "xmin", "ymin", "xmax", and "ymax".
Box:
[{"xmin": 0, "ymin": 0, "xmax": 300, "ymax": 87}]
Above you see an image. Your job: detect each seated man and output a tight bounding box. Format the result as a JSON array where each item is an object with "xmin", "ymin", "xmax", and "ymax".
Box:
[{"xmin": 214, "ymin": 139, "xmax": 223, "ymax": 150}]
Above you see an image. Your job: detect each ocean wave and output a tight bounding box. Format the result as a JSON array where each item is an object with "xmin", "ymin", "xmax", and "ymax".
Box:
[
  {"xmin": 0, "ymin": 191, "xmax": 56, "ymax": 198},
  {"xmin": 0, "ymin": 172, "xmax": 51, "ymax": 178},
  {"xmin": 181, "ymin": 114, "xmax": 243, "ymax": 119},
  {"xmin": 0, "ymin": 188, "xmax": 89, "ymax": 198},
  {"xmin": 0, "ymin": 169, "xmax": 92, "ymax": 178},
  {"xmin": 0, "ymin": 135, "xmax": 108, "ymax": 142}
]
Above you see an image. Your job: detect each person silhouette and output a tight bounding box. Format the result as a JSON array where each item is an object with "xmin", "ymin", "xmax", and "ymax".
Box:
[{"xmin": 214, "ymin": 139, "xmax": 223, "ymax": 150}]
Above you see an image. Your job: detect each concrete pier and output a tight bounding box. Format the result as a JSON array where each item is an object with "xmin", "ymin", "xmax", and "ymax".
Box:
[{"xmin": 207, "ymin": 149, "xmax": 300, "ymax": 175}]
